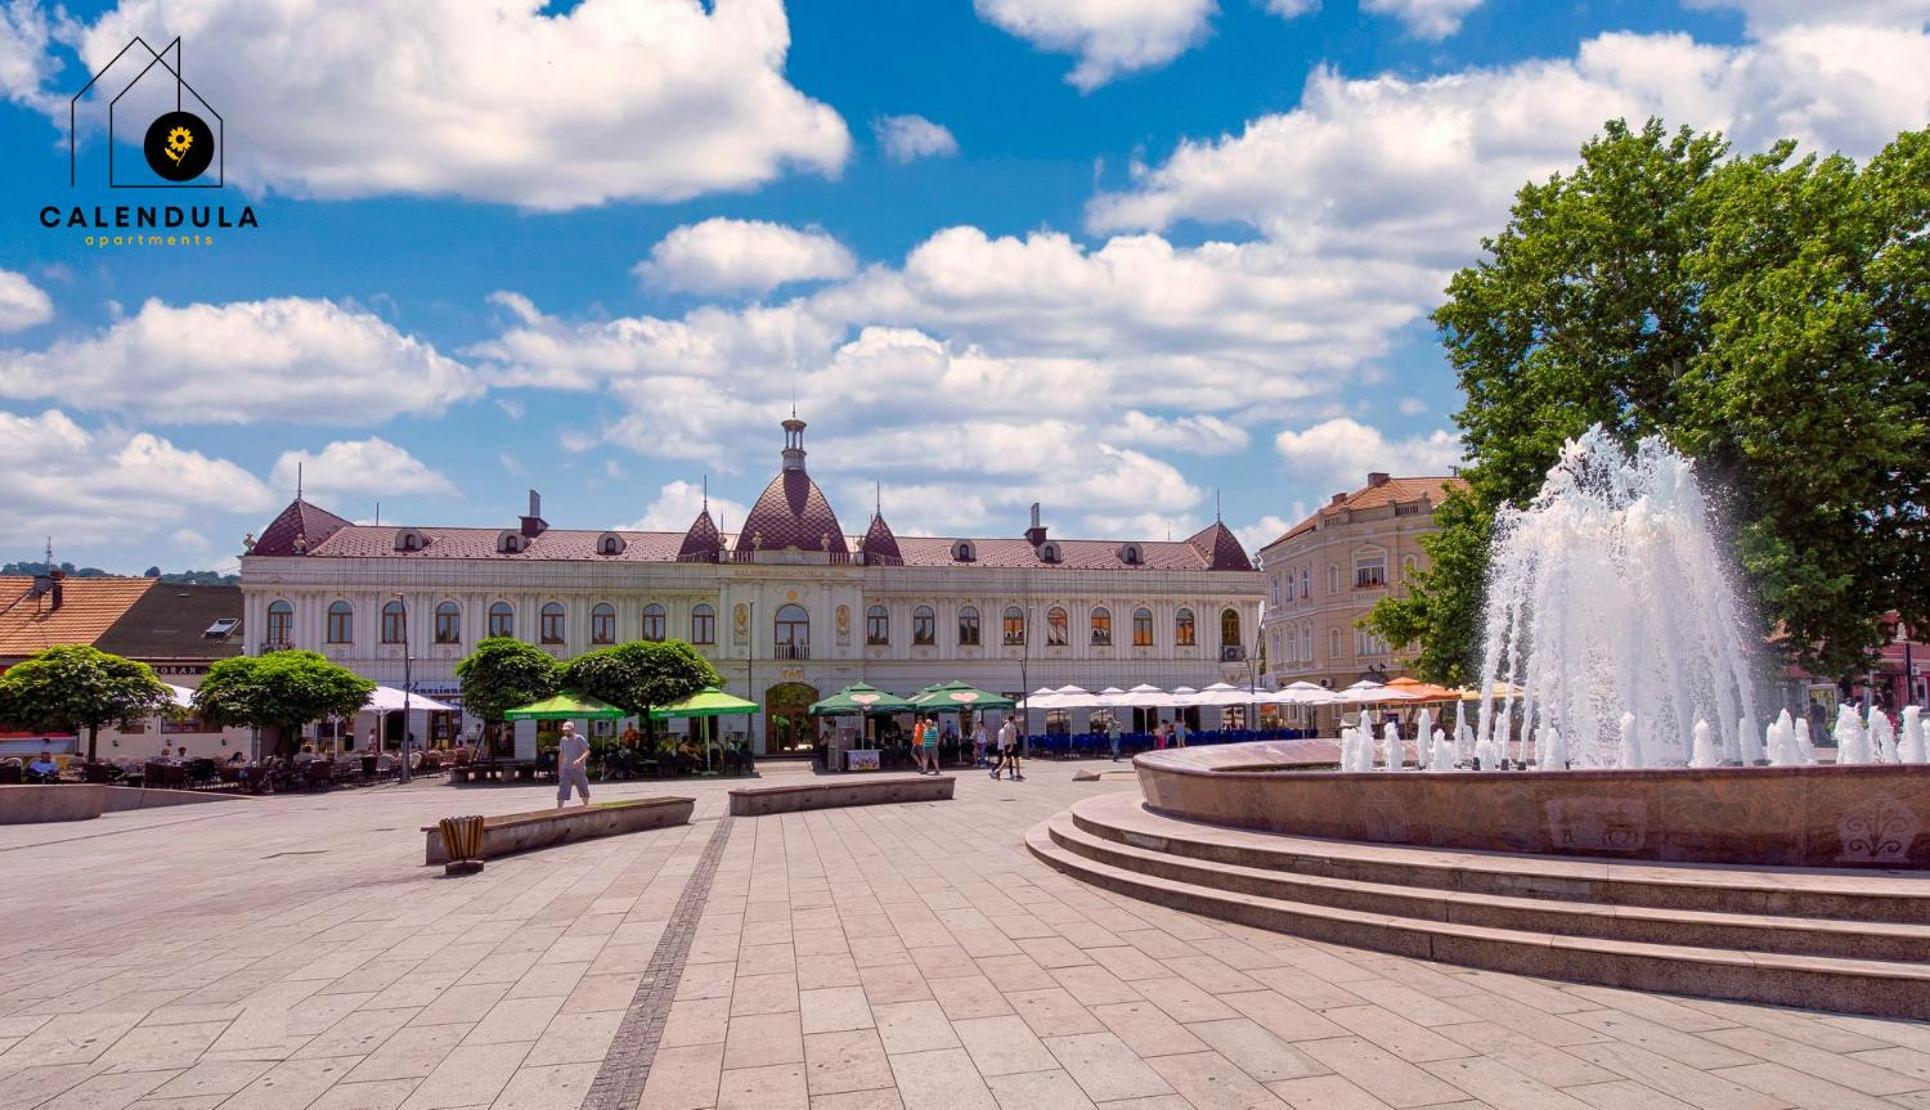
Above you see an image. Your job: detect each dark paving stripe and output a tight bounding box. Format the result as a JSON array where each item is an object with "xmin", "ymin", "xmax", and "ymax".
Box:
[{"xmin": 582, "ymin": 815, "xmax": 735, "ymax": 1110}]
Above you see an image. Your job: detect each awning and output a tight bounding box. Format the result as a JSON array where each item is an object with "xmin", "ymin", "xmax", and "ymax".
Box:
[
  {"xmin": 504, "ymin": 692, "xmax": 626, "ymax": 720},
  {"xmin": 365, "ymin": 685, "xmax": 459, "ymax": 713},
  {"xmin": 649, "ymin": 686, "xmax": 760, "ymax": 720}
]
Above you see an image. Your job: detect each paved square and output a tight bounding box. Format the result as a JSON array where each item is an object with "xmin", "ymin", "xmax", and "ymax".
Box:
[{"xmin": 3, "ymin": 764, "xmax": 1927, "ymax": 1109}]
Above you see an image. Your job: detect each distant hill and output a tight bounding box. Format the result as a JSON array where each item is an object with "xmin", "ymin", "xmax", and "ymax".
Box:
[{"xmin": 0, "ymin": 561, "xmax": 239, "ymax": 586}]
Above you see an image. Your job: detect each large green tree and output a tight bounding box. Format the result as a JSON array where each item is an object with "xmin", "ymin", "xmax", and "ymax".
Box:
[
  {"xmin": 561, "ymin": 640, "xmax": 720, "ymax": 726},
  {"xmin": 454, "ymin": 637, "xmax": 559, "ymax": 735},
  {"xmin": 194, "ymin": 651, "xmax": 375, "ymax": 757},
  {"xmin": 1369, "ymin": 120, "xmax": 1928, "ymax": 684},
  {"xmin": 0, "ymin": 644, "xmax": 174, "ymax": 762}
]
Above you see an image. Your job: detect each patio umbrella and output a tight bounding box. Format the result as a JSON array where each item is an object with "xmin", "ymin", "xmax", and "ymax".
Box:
[
  {"xmin": 365, "ymin": 684, "xmax": 458, "ymax": 713},
  {"xmin": 164, "ymin": 683, "xmax": 196, "ymax": 709},
  {"xmin": 1336, "ymin": 680, "xmax": 1419, "ymax": 705},
  {"xmin": 1188, "ymin": 682, "xmax": 1253, "ymax": 707},
  {"xmin": 1121, "ymin": 683, "xmax": 1168, "ymax": 704},
  {"xmin": 1094, "ymin": 686, "xmax": 1129, "ymax": 705},
  {"xmin": 1017, "ymin": 686, "xmax": 1062, "ymax": 711},
  {"xmin": 503, "ymin": 692, "xmax": 626, "ymax": 720},
  {"xmin": 1384, "ymin": 676, "xmax": 1460, "ymax": 702},
  {"xmin": 809, "ymin": 682, "xmax": 914, "ymax": 716},
  {"xmin": 910, "ymin": 680, "xmax": 1016, "ymax": 711},
  {"xmin": 650, "ymin": 686, "xmax": 759, "ymax": 772},
  {"xmin": 1272, "ymin": 681, "xmax": 1341, "ymax": 705},
  {"xmin": 1051, "ymin": 684, "xmax": 1100, "ymax": 708}
]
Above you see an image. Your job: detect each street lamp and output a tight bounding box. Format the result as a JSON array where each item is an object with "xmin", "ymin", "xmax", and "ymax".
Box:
[
  {"xmin": 394, "ymin": 593, "xmax": 412, "ymax": 784},
  {"xmin": 1019, "ymin": 603, "xmax": 1034, "ymax": 758}
]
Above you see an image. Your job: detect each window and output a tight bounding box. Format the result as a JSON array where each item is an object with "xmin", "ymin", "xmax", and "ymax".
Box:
[
  {"xmin": 1283, "ymin": 575, "xmax": 1294, "ymax": 602},
  {"xmin": 326, "ymin": 600, "xmax": 353, "ymax": 644},
  {"xmin": 381, "ymin": 600, "xmax": 406, "ymax": 644},
  {"xmin": 1175, "ymin": 608, "xmax": 1196, "ymax": 646},
  {"xmin": 958, "ymin": 606, "xmax": 980, "ymax": 646},
  {"xmin": 1039, "ymin": 541, "xmax": 1061, "ymax": 563},
  {"xmin": 913, "ymin": 605, "xmax": 936, "ymax": 646},
  {"xmin": 1300, "ymin": 567, "xmax": 1310, "ymax": 600},
  {"xmin": 1328, "ymin": 565, "xmax": 1340, "ymax": 594},
  {"xmin": 691, "ymin": 604, "xmax": 715, "ymax": 645},
  {"xmin": 1120, "ymin": 543, "xmax": 1142, "ymax": 565},
  {"xmin": 488, "ymin": 602, "xmax": 514, "ymax": 638},
  {"xmin": 776, "ymin": 604, "xmax": 810, "ymax": 657},
  {"xmin": 1301, "ymin": 626, "xmax": 1312, "ymax": 663},
  {"xmin": 592, "ymin": 603, "xmax": 617, "ymax": 644},
  {"xmin": 1046, "ymin": 606, "xmax": 1068, "ymax": 647},
  {"xmin": 1003, "ymin": 606, "xmax": 1026, "ymax": 646},
  {"xmin": 434, "ymin": 601, "xmax": 461, "ymax": 645},
  {"xmin": 1270, "ymin": 576, "xmax": 1280, "ymax": 605},
  {"xmin": 498, "ymin": 530, "xmax": 524, "ymax": 554},
  {"xmin": 952, "ymin": 540, "xmax": 976, "ymax": 562},
  {"xmin": 266, "ymin": 600, "xmax": 293, "ymax": 647},
  {"xmin": 1356, "ymin": 627, "xmax": 1390, "ymax": 656},
  {"xmin": 1132, "ymin": 607, "xmax": 1154, "ymax": 647},
  {"xmin": 540, "ymin": 602, "xmax": 566, "ymax": 645},
  {"xmin": 598, "ymin": 532, "xmax": 625, "ymax": 555},
  {"xmin": 640, "ymin": 603, "xmax": 666, "ymax": 642},
  {"xmin": 1354, "ymin": 552, "xmax": 1387, "ymax": 589},
  {"xmin": 1402, "ymin": 554, "xmax": 1418, "ymax": 579},
  {"xmin": 1394, "ymin": 502, "xmax": 1422, "ymax": 517},
  {"xmin": 1221, "ymin": 608, "xmax": 1241, "ymax": 647},
  {"xmin": 866, "ymin": 605, "xmax": 890, "ymax": 645},
  {"xmin": 1329, "ymin": 628, "xmax": 1340, "ymax": 659},
  {"xmin": 1090, "ymin": 607, "xmax": 1113, "ymax": 646}
]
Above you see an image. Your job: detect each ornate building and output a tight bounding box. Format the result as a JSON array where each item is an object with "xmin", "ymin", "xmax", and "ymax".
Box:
[{"xmin": 238, "ymin": 419, "xmax": 1262, "ymax": 753}]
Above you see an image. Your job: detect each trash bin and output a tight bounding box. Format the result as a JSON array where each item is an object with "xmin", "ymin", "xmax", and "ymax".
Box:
[{"xmin": 438, "ymin": 815, "xmax": 485, "ymax": 876}]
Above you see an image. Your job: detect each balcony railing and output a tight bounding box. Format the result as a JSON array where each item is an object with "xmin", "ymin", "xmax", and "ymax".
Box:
[{"xmin": 774, "ymin": 642, "xmax": 810, "ymax": 660}]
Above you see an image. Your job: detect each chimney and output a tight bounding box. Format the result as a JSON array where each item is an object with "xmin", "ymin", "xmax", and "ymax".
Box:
[
  {"xmin": 48, "ymin": 568, "xmax": 64, "ymax": 611},
  {"xmin": 1367, "ymin": 472, "xmax": 1391, "ymax": 488},
  {"xmin": 520, "ymin": 489, "xmax": 548, "ymax": 537},
  {"xmin": 1330, "ymin": 492, "xmax": 1348, "ymax": 505},
  {"xmin": 1024, "ymin": 501, "xmax": 1048, "ymax": 547}
]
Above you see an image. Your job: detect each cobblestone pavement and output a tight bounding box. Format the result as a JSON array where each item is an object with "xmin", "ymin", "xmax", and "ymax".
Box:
[{"xmin": 2, "ymin": 763, "xmax": 1927, "ymax": 1110}]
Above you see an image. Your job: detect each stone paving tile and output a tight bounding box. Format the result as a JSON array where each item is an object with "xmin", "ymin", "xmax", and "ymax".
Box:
[
  {"xmin": 1043, "ymin": 1032, "xmax": 1174, "ymax": 1103},
  {"xmin": 888, "ymin": 1047, "xmax": 998, "ymax": 1110},
  {"xmin": 804, "ymin": 1029, "xmax": 895, "ymax": 1096},
  {"xmin": 982, "ymin": 1068, "xmax": 1098, "ymax": 1110}
]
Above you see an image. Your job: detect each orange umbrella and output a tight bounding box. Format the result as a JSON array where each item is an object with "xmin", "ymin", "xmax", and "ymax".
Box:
[{"xmin": 1385, "ymin": 676, "xmax": 1461, "ymax": 701}]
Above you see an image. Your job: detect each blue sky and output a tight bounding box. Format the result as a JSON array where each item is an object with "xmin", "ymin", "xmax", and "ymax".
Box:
[{"xmin": 0, "ymin": 0, "xmax": 1924, "ymax": 573}]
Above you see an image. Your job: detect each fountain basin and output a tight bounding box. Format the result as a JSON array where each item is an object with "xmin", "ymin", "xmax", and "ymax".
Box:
[{"xmin": 1135, "ymin": 741, "xmax": 1930, "ymax": 869}]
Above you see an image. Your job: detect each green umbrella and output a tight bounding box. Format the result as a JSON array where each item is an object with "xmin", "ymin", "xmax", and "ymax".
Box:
[
  {"xmin": 909, "ymin": 680, "xmax": 1015, "ymax": 711},
  {"xmin": 809, "ymin": 682, "xmax": 914, "ymax": 717},
  {"xmin": 503, "ymin": 692, "xmax": 626, "ymax": 720},
  {"xmin": 648, "ymin": 686, "xmax": 760, "ymax": 720}
]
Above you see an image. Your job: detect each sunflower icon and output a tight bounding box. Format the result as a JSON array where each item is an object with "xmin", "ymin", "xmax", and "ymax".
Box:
[
  {"xmin": 164, "ymin": 126, "xmax": 194, "ymax": 164},
  {"xmin": 141, "ymin": 110, "xmax": 215, "ymax": 182}
]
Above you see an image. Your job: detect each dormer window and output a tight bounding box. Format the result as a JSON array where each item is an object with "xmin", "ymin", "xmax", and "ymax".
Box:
[
  {"xmin": 498, "ymin": 530, "xmax": 526, "ymax": 554},
  {"xmin": 394, "ymin": 528, "xmax": 426, "ymax": 552},
  {"xmin": 597, "ymin": 532, "xmax": 626, "ymax": 556},
  {"xmin": 1118, "ymin": 543, "xmax": 1142, "ymax": 565},
  {"xmin": 951, "ymin": 540, "xmax": 976, "ymax": 562},
  {"xmin": 1038, "ymin": 541, "xmax": 1061, "ymax": 563}
]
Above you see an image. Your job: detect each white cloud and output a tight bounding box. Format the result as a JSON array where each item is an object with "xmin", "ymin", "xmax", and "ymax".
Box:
[
  {"xmin": 270, "ymin": 438, "xmax": 458, "ymax": 500},
  {"xmin": 1119, "ymin": 410, "xmax": 1250, "ymax": 454},
  {"xmin": 1274, "ymin": 418, "xmax": 1462, "ymax": 490},
  {"xmin": 0, "ymin": 408, "xmax": 273, "ymax": 536},
  {"xmin": 1262, "ymin": 0, "xmax": 1320, "ymax": 17},
  {"xmin": 1234, "ymin": 514, "xmax": 1295, "ymax": 553},
  {"xmin": 0, "ymin": 269, "xmax": 52, "ymax": 332},
  {"xmin": 170, "ymin": 528, "xmax": 210, "ymax": 552},
  {"xmin": 0, "ymin": 297, "xmax": 480, "ymax": 424},
  {"xmin": 974, "ymin": 0, "xmax": 1218, "ymax": 90},
  {"xmin": 874, "ymin": 114, "xmax": 960, "ymax": 163},
  {"xmin": 635, "ymin": 218, "xmax": 857, "ymax": 295},
  {"xmin": 1361, "ymin": 0, "xmax": 1485, "ymax": 40},
  {"xmin": 40, "ymin": 0, "xmax": 848, "ymax": 210},
  {"xmin": 1686, "ymin": 0, "xmax": 1930, "ymax": 33},
  {"xmin": 618, "ymin": 479, "xmax": 751, "ymax": 533}
]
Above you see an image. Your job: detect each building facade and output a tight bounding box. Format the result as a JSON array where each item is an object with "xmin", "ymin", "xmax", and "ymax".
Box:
[
  {"xmin": 238, "ymin": 419, "xmax": 1263, "ymax": 753},
  {"xmin": 1256, "ymin": 472, "xmax": 1464, "ymax": 692}
]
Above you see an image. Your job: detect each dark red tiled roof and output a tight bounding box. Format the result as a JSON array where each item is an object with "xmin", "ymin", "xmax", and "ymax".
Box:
[
  {"xmin": 302, "ymin": 526, "xmax": 686, "ymax": 561},
  {"xmin": 737, "ymin": 470, "xmax": 848, "ymax": 555},
  {"xmin": 678, "ymin": 509, "xmax": 721, "ymax": 562},
  {"xmin": 1263, "ymin": 475, "xmax": 1465, "ymax": 551},
  {"xmin": 249, "ymin": 499, "xmax": 351, "ymax": 557},
  {"xmin": 1185, "ymin": 521, "xmax": 1255, "ymax": 572},
  {"xmin": 892, "ymin": 536, "xmax": 1230, "ymax": 571},
  {"xmin": 861, "ymin": 513, "xmax": 903, "ymax": 565}
]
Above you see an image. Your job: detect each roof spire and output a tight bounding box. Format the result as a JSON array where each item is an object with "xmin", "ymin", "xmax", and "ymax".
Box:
[
  {"xmin": 296, "ymin": 461, "xmax": 303, "ymax": 501},
  {"xmin": 1216, "ymin": 488, "xmax": 1222, "ymax": 522},
  {"xmin": 875, "ymin": 480, "xmax": 881, "ymax": 517},
  {"xmin": 702, "ymin": 473, "xmax": 709, "ymax": 512}
]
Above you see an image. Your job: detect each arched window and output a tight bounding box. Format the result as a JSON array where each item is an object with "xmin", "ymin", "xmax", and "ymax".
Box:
[
  {"xmin": 1002, "ymin": 606, "xmax": 1026, "ymax": 646},
  {"xmin": 1090, "ymin": 607, "xmax": 1113, "ymax": 646},
  {"xmin": 488, "ymin": 601, "xmax": 514, "ymax": 639},
  {"xmin": 394, "ymin": 528, "xmax": 425, "ymax": 552},
  {"xmin": 1174, "ymin": 608, "xmax": 1196, "ymax": 647},
  {"xmin": 1039, "ymin": 541, "xmax": 1062, "ymax": 563},
  {"xmin": 326, "ymin": 600, "xmax": 353, "ymax": 644},
  {"xmin": 592, "ymin": 603, "xmax": 618, "ymax": 644},
  {"xmin": 1328, "ymin": 627, "xmax": 1340, "ymax": 659},
  {"xmin": 434, "ymin": 601, "xmax": 461, "ymax": 645},
  {"xmin": 691, "ymin": 604, "xmax": 716, "ymax": 645},
  {"xmin": 1221, "ymin": 608, "xmax": 1241, "ymax": 647},
  {"xmin": 1132, "ymin": 607, "xmax": 1154, "ymax": 647},
  {"xmin": 1300, "ymin": 567, "xmax": 1310, "ymax": 600},
  {"xmin": 640, "ymin": 603, "xmax": 666, "ymax": 642},
  {"xmin": 776, "ymin": 604, "xmax": 809, "ymax": 658},
  {"xmin": 866, "ymin": 605, "xmax": 890, "ymax": 646},
  {"xmin": 1301, "ymin": 625, "xmax": 1312, "ymax": 663},
  {"xmin": 498, "ymin": 530, "xmax": 525, "ymax": 554},
  {"xmin": 597, "ymin": 532, "xmax": 625, "ymax": 556},
  {"xmin": 951, "ymin": 540, "xmax": 976, "ymax": 562},
  {"xmin": 957, "ymin": 606, "xmax": 980, "ymax": 646},
  {"xmin": 1046, "ymin": 606, "xmax": 1068, "ymax": 647},
  {"xmin": 1119, "ymin": 543, "xmax": 1142, "ymax": 565},
  {"xmin": 380, "ymin": 600, "xmax": 406, "ymax": 644},
  {"xmin": 540, "ymin": 602, "xmax": 566, "ymax": 645},
  {"xmin": 912, "ymin": 605, "xmax": 936, "ymax": 646},
  {"xmin": 1402, "ymin": 554, "xmax": 1418, "ymax": 579},
  {"xmin": 265, "ymin": 600, "xmax": 293, "ymax": 648},
  {"xmin": 1328, "ymin": 564, "xmax": 1340, "ymax": 594}
]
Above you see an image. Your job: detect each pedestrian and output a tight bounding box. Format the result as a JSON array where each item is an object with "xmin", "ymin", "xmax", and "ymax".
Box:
[
  {"xmin": 1154, "ymin": 721, "xmax": 1168, "ymax": 751},
  {"xmin": 1107, "ymin": 714, "xmax": 1122, "ymax": 761},
  {"xmin": 1174, "ymin": 719, "xmax": 1189, "ymax": 748},
  {"xmin": 971, "ymin": 718, "xmax": 988, "ymax": 767},
  {"xmin": 991, "ymin": 716, "xmax": 1024, "ymax": 781},
  {"xmin": 911, "ymin": 716, "xmax": 929, "ymax": 774},
  {"xmin": 556, "ymin": 722, "xmax": 591, "ymax": 806},
  {"xmin": 923, "ymin": 715, "xmax": 942, "ymax": 774}
]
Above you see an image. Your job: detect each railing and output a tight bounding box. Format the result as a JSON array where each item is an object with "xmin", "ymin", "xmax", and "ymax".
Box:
[{"xmin": 774, "ymin": 642, "xmax": 810, "ymax": 660}]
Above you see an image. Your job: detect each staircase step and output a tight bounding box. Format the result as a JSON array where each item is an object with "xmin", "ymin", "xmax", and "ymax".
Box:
[
  {"xmin": 1073, "ymin": 792, "xmax": 1929, "ymax": 923},
  {"xmin": 1026, "ymin": 820, "xmax": 1930, "ymax": 1020},
  {"xmin": 1047, "ymin": 812, "xmax": 1930, "ymax": 962}
]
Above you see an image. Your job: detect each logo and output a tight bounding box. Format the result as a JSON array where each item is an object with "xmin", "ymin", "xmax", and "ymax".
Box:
[{"xmin": 144, "ymin": 112, "xmax": 215, "ymax": 181}]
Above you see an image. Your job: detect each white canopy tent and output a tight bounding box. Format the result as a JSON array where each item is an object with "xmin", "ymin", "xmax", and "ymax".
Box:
[
  {"xmin": 164, "ymin": 683, "xmax": 196, "ymax": 709},
  {"xmin": 1335, "ymin": 680, "xmax": 1419, "ymax": 705},
  {"xmin": 364, "ymin": 685, "xmax": 458, "ymax": 714}
]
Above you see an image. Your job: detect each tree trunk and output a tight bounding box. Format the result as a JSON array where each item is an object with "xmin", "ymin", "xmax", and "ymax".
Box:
[{"xmin": 87, "ymin": 722, "xmax": 99, "ymax": 763}]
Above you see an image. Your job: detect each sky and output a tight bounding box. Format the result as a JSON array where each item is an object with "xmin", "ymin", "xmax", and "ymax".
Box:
[{"xmin": 0, "ymin": 0, "xmax": 1925, "ymax": 575}]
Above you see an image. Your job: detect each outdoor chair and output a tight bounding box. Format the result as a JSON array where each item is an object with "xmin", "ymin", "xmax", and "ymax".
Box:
[{"xmin": 304, "ymin": 760, "xmax": 335, "ymax": 791}]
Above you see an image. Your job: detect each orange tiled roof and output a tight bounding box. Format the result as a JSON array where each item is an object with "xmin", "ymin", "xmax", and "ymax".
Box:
[
  {"xmin": 0, "ymin": 576, "xmax": 156, "ymax": 658},
  {"xmin": 1261, "ymin": 475, "xmax": 1467, "ymax": 552}
]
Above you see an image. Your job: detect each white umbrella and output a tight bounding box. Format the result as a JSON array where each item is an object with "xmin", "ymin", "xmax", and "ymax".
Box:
[
  {"xmin": 1336, "ymin": 680, "xmax": 1418, "ymax": 705},
  {"xmin": 1051, "ymin": 684, "xmax": 1101, "ymax": 708},
  {"xmin": 1120, "ymin": 683, "xmax": 1168, "ymax": 705},
  {"xmin": 1017, "ymin": 686, "xmax": 1062, "ymax": 711},
  {"xmin": 164, "ymin": 683, "xmax": 196, "ymax": 709},
  {"xmin": 365, "ymin": 685, "xmax": 458, "ymax": 713},
  {"xmin": 1187, "ymin": 682, "xmax": 1253, "ymax": 707},
  {"xmin": 1094, "ymin": 686, "xmax": 1130, "ymax": 706},
  {"xmin": 1269, "ymin": 681, "xmax": 1341, "ymax": 706}
]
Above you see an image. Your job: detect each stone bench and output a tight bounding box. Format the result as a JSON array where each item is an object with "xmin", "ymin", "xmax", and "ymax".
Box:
[
  {"xmin": 421, "ymin": 795, "xmax": 693, "ymax": 865},
  {"xmin": 728, "ymin": 775, "xmax": 953, "ymax": 817},
  {"xmin": 0, "ymin": 784, "xmax": 104, "ymax": 824}
]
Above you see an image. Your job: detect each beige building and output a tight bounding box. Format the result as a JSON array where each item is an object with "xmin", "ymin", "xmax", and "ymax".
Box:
[{"xmin": 1256, "ymin": 472, "xmax": 1464, "ymax": 692}]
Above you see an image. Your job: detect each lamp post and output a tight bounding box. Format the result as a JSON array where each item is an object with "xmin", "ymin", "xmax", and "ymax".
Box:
[
  {"xmin": 1019, "ymin": 604, "xmax": 1034, "ymax": 758},
  {"xmin": 395, "ymin": 593, "xmax": 412, "ymax": 784},
  {"xmin": 745, "ymin": 599, "xmax": 755, "ymax": 755}
]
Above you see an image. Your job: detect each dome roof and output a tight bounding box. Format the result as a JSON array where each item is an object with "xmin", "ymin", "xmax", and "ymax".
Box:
[
  {"xmin": 678, "ymin": 507, "xmax": 721, "ymax": 562},
  {"xmin": 861, "ymin": 512, "xmax": 902, "ymax": 565},
  {"xmin": 739, "ymin": 471, "xmax": 848, "ymax": 554}
]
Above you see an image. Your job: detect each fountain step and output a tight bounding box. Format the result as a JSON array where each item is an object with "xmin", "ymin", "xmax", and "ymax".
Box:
[
  {"xmin": 1072, "ymin": 791, "xmax": 1929, "ymax": 922},
  {"xmin": 1026, "ymin": 819, "xmax": 1930, "ymax": 1020},
  {"xmin": 1046, "ymin": 807, "xmax": 1930, "ymax": 962}
]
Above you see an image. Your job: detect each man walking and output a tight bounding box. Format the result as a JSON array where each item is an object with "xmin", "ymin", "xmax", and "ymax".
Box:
[
  {"xmin": 556, "ymin": 722, "xmax": 591, "ymax": 807},
  {"xmin": 991, "ymin": 715, "xmax": 1023, "ymax": 781},
  {"xmin": 1107, "ymin": 714, "xmax": 1122, "ymax": 761}
]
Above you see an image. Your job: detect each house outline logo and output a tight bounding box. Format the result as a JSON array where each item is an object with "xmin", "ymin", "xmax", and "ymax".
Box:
[{"xmin": 69, "ymin": 36, "xmax": 224, "ymax": 189}]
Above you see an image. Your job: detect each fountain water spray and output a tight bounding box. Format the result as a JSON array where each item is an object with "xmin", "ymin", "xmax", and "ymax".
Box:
[
  {"xmin": 1475, "ymin": 428, "xmax": 1759, "ymax": 767},
  {"xmin": 1869, "ymin": 705, "xmax": 1899, "ymax": 764},
  {"xmin": 1902, "ymin": 706, "xmax": 1926, "ymax": 764},
  {"xmin": 1835, "ymin": 704, "xmax": 1870, "ymax": 765}
]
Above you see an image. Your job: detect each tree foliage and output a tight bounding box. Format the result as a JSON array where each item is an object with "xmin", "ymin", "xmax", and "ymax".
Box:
[
  {"xmin": 454, "ymin": 637, "xmax": 559, "ymax": 726},
  {"xmin": 1368, "ymin": 119, "xmax": 1928, "ymax": 683},
  {"xmin": 0, "ymin": 644, "xmax": 174, "ymax": 762},
  {"xmin": 194, "ymin": 651, "xmax": 375, "ymax": 756},
  {"xmin": 561, "ymin": 640, "xmax": 720, "ymax": 719}
]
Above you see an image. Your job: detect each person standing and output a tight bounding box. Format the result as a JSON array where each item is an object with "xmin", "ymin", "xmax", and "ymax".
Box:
[
  {"xmin": 1154, "ymin": 721, "xmax": 1168, "ymax": 751},
  {"xmin": 971, "ymin": 719, "xmax": 988, "ymax": 767},
  {"xmin": 911, "ymin": 716, "xmax": 929, "ymax": 774},
  {"xmin": 556, "ymin": 722, "xmax": 591, "ymax": 807},
  {"xmin": 923, "ymin": 715, "xmax": 943, "ymax": 774},
  {"xmin": 1174, "ymin": 718, "xmax": 1189, "ymax": 748},
  {"xmin": 1107, "ymin": 715, "xmax": 1122, "ymax": 761}
]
